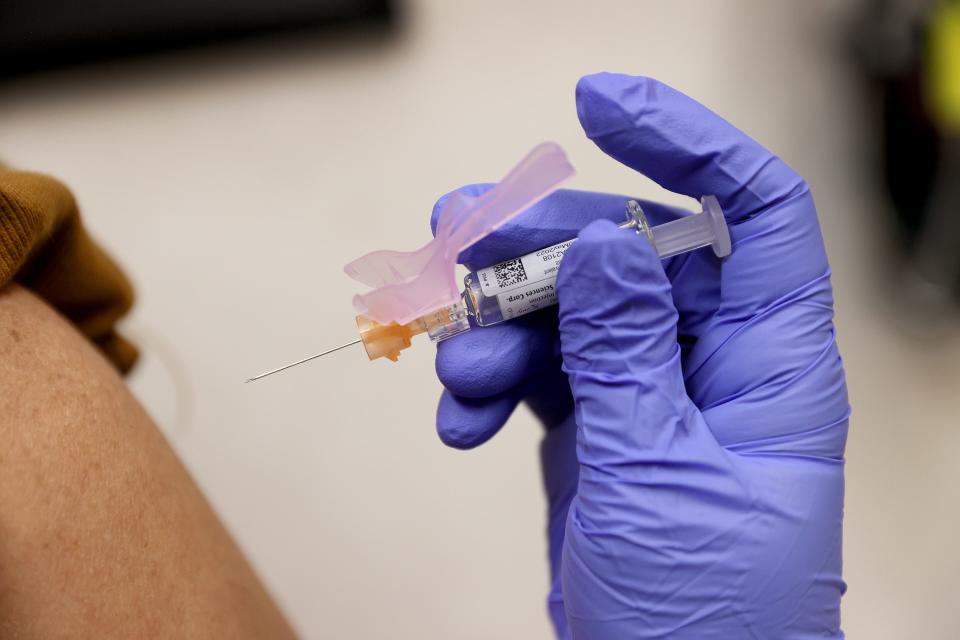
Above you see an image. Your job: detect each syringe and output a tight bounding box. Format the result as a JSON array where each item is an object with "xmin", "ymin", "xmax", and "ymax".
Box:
[{"xmin": 246, "ymin": 196, "xmax": 729, "ymax": 380}]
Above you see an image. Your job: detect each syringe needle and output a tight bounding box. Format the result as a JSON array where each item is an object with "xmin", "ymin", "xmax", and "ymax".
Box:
[{"xmin": 245, "ymin": 339, "xmax": 362, "ymax": 383}]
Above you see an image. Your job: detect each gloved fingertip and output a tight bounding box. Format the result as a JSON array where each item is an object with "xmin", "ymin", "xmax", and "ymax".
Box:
[
  {"xmin": 569, "ymin": 215, "xmax": 662, "ymax": 268},
  {"xmin": 575, "ymin": 72, "xmax": 806, "ymax": 220},
  {"xmin": 436, "ymin": 389, "xmax": 519, "ymax": 450},
  {"xmin": 575, "ymin": 72, "xmax": 654, "ymax": 142},
  {"xmin": 575, "ymin": 217, "xmax": 621, "ymax": 242}
]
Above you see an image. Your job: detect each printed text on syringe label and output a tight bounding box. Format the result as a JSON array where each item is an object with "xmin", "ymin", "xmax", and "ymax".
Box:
[
  {"xmin": 477, "ymin": 239, "xmax": 574, "ymax": 296},
  {"xmin": 475, "ymin": 239, "xmax": 574, "ymax": 320},
  {"xmin": 495, "ymin": 280, "xmax": 559, "ymax": 320}
]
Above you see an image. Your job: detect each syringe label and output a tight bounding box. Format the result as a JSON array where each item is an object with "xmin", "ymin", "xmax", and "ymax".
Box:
[
  {"xmin": 495, "ymin": 279, "xmax": 559, "ymax": 320},
  {"xmin": 476, "ymin": 239, "xmax": 575, "ymax": 297}
]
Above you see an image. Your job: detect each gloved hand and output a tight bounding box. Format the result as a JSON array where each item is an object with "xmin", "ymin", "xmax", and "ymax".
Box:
[{"xmin": 431, "ymin": 73, "xmax": 849, "ymax": 639}]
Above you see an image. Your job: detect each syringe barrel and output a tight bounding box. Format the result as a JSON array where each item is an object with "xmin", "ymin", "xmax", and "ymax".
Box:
[
  {"xmin": 455, "ymin": 197, "xmax": 730, "ymax": 331},
  {"xmin": 463, "ymin": 239, "xmax": 572, "ymax": 325}
]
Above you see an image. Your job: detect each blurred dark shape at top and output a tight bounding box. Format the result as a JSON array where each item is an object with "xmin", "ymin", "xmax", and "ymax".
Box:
[
  {"xmin": 0, "ymin": 0, "xmax": 398, "ymax": 79},
  {"xmin": 850, "ymin": 0, "xmax": 960, "ymax": 320}
]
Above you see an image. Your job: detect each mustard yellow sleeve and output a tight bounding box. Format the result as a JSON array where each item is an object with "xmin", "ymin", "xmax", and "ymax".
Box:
[{"xmin": 0, "ymin": 167, "xmax": 137, "ymax": 373}]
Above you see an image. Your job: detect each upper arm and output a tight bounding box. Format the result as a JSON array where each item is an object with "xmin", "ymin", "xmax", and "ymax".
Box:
[{"xmin": 0, "ymin": 284, "xmax": 296, "ymax": 639}]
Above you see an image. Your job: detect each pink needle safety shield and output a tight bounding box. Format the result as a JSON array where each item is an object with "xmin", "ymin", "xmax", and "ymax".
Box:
[{"xmin": 344, "ymin": 142, "xmax": 576, "ymax": 325}]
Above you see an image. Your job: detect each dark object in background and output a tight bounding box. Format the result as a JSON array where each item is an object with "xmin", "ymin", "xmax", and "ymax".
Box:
[
  {"xmin": 0, "ymin": 0, "xmax": 396, "ymax": 78},
  {"xmin": 851, "ymin": 0, "xmax": 941, "ymax": 253},
  {"xmin": 851, "ymin": 0, "xmax": 960, "ymax": 312}
]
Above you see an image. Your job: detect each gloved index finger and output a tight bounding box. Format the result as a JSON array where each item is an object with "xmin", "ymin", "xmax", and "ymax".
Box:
[
  {"xmin": 430, "ymin": 187, "xmax": 682, "ymax": 270},
  {"xmin": 576, "ymin": 73, "xmax": 831, "ymax": 321},
  {"xmin": 576, "ymin": 73, "xmax": 808, "ymax": 225}
]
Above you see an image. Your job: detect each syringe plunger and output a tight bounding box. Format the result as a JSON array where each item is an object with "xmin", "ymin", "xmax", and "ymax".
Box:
[{"xmin": 646, "ymin": 195, "xmax": 730, "ymax": 259}]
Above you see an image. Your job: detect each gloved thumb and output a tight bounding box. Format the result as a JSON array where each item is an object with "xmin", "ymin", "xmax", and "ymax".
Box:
[
  {"xmin": 555, "ymin": 218, "xmax": 735, "ymax": 631},
  {"xmin": 556, "ymin": 217, "xmax": 704, "ymax": 494}
]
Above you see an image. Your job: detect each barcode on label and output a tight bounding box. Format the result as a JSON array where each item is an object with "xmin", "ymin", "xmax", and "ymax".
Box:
[{"xmin": 493, "ymin": 259, "xmax": 528, "ymax": 289}]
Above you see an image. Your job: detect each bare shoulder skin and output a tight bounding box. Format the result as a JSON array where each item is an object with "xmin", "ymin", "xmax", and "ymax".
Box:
[{"xmin": 0, "ymin": 284, "xmax": 296, "ymax": 639}]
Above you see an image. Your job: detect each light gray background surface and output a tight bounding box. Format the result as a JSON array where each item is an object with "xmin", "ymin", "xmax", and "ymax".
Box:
[{"xmin": 2, "ymin": 1, "xmax": 958, "ymax": 637}]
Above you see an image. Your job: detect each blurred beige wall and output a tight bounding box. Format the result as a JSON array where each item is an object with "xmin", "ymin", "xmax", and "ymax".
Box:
[{"xmin": 1, "ymin": 1, "xmax": 958, "ymax": 637}]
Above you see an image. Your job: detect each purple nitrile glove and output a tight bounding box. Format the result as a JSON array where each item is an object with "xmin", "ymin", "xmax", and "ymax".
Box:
[{"xmin": 431, "ymin": 73, "xmax": 849, "ymax": 639}]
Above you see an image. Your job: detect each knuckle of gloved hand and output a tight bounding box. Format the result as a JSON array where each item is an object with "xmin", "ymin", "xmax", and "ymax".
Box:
[
  {"xmin": 430, "ymin": 183, "xmax": 495, "ymax": 236},
  {"xmin": 458, "ymin": 222, "xmax": 542, "ymax": 269},
  {"xmin": 462, "ymin": 210, "xmax": 575, "ymax": 269}
]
